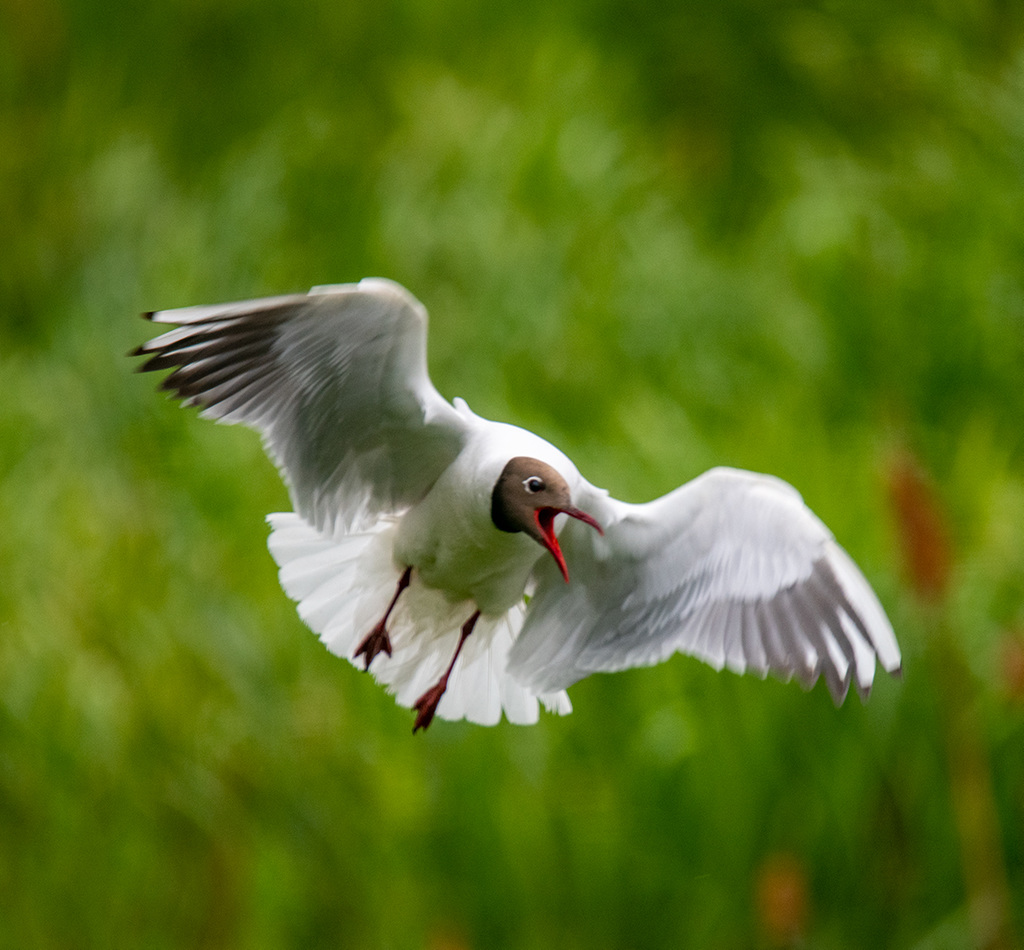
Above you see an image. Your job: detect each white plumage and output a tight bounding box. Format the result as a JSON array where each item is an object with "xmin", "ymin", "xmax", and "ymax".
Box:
[
  {"xmin": 265, "ymin": 511, "xmax": 572, "ymax": 725},
  {"xmin": 135, "ymin": 277, "xmax": 901, "ymax": 729}
]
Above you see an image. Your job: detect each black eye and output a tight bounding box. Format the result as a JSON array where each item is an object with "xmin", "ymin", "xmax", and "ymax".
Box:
[{"xmin": 524, "ymin": 476, "xmax": 545, "ymax": 494}]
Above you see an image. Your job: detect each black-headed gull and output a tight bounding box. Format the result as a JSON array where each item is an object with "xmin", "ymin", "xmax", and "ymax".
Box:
[{"xmin": 134, "ymin": 278, "xmax": 901, "ymax": 731}]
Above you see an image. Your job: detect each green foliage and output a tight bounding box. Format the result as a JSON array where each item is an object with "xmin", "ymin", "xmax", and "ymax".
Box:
[{"xmin": 2, "ymin": 0, "xmax": 1022, "ymax": 947}]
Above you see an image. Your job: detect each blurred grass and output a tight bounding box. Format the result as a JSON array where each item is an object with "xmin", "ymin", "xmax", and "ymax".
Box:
[{"xmin": 2, "ymin": 0, "xmax": 1023, "ymax": 947}]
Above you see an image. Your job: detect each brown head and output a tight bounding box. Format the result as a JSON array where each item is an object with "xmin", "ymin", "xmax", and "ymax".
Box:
[{"xmin": 490, "ymin": 456, "xmax": 603, "ymax": 582}]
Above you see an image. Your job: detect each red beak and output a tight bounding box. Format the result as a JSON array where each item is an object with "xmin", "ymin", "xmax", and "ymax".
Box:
[{"xmin": 534, "ymin": 506, "xmax": 604, "ymax": 583}]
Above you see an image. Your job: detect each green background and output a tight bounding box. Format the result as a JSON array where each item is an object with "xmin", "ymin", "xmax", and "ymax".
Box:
[{"xmin": 2, "ymin": 0, "xmax": 1023, "ymax": 947}]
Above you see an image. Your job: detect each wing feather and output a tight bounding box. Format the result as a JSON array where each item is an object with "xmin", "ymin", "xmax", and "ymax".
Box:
[
  {"xmin": 510, "ymin": 467, "xmax": 900, "ymax": 703},
  {"xmin": 134, "ymin": 278, "xmax": 469, "ymax": 534},
  {"xmin": 738, "ymin": 602, "xmax": 766, "ymax": 676}
]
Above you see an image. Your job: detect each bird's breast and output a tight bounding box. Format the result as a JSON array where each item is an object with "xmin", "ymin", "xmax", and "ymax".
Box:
[
  {"xmin": 393, "ymin": 445, "xmax": 548, "ymax": 615},
  {"xmin": 395, "ymin": 502, "xmax": 542, "ymax": 614}
]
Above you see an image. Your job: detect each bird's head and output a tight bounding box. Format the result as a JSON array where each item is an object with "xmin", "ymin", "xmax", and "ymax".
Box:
[{"xmin": 490, "ymin": 456, "xmax": 603, "ymax": 582}]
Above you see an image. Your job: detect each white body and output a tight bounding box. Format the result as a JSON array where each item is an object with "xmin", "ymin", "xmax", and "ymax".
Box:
[
  {"xmin": 267, "ymin": 406, "xmax": 584, "ymax": 725},
  {"xmin": 137, "ymin": 278, "xmax": 902, "ymax": 727},
  {"xmin": 394, "ymin": 411, "xmax": 582, "ymax": 613}
]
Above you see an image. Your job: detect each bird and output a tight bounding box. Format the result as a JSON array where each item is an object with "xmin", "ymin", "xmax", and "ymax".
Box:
[{"xmin": 133, "ymin": 277, "xmax": 902, "ymax": 732}]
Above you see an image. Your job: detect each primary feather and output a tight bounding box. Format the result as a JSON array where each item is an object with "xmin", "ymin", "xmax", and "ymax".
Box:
[
  {"xmin": 509, "ymin": 469, "xmax": 900, "ymax": 703},
  {"xmin": 137, "ymin": 279, "xmax": 468, "ymax": 535}
]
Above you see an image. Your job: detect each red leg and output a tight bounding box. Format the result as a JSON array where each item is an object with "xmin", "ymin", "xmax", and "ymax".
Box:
[
  {"xmin": 412, "ymin": 610, "xmax": 481, "ymax": 733},
  {"xmin": 353, "ymin": 566, "xmax": 412, "ymax": 671}
]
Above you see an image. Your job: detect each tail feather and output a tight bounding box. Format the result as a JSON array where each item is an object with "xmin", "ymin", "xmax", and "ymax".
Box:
[{"xmin": 266, "ymin": 512, "xmax": 572, "ymax": 726}]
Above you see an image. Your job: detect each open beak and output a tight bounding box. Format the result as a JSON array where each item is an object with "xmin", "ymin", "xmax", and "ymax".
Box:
[{"xmin": 534, "ymin": 506, "xmax": 604, "ymax": 583}]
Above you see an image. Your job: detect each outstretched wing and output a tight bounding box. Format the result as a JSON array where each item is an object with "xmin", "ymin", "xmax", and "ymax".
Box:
[
  {"xmin": 133, "ymin": 278, "xmax": 469, "ymax": 534},
  {"xmin": 509, "ymin": 467, "xmax": 901, "ymax": 704}
]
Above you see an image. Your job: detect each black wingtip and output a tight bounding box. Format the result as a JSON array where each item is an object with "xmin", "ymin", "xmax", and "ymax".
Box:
[
  {"xmin": 826, "ymin": 668, "xmax": 852, "ymax": 707},
  {"xmin": 128, "ymin": 347, "xmax": 167, "ymax": 373},
  {"xmin": 128, "ymin": 313, "xmax": 159, "ymax": 361},
  {"xmin": 157, "ymin": 376, "xmax": 186, "ymax": 394}
]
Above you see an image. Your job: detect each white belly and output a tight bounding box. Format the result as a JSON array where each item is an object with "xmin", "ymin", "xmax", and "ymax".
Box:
[
  {"xmin": 393, "ymin": 421, "xmax": 579, "ymax": 614},
  {"xmin": 394, "ymin": 474, "xmax": 544, "ymax": 614}
]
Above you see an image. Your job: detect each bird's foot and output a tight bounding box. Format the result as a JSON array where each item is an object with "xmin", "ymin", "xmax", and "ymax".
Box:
[
  {"xmin": 352, "ymin": 566, "xmax": 412, "ymax": 671},
  {"xmin": 410, "ymin": 610, "xmax": 480, "ymax": 734},
  {"xmin": 353, "ymin": 622, "xmax": 392, "ymax": 671},
  {"xmin": 412, "ymin": 681, "xmax": 448, "ymax": 733}
]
